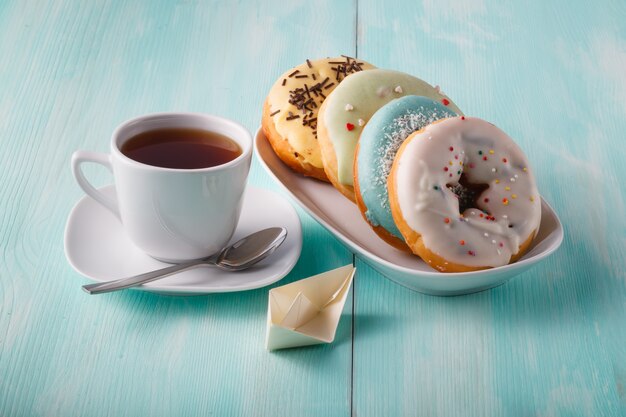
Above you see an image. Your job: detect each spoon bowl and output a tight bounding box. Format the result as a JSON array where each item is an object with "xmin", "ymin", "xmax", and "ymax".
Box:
[{"xmin": 216, "ymin": 227, "xmax": 288, "ymax": 270}]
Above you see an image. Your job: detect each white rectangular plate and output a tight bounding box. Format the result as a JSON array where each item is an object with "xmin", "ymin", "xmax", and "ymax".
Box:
[{"xmin": 255, "ymin": 128, "xmax": 563, "ymax": 295}]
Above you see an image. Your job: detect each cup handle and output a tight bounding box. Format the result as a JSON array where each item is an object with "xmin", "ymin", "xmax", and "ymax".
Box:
[{"xmin": 71, "ymin": 150, "xmax": 120, "ymax": 219}]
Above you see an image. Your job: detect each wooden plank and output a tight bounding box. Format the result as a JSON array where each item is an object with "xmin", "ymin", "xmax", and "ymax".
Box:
[
  {"xmin": 354, "ymin": 0, "xmax": 626, "ymax": 415},
  {"xmin": 0, "ymin": 1, "xmax": 356, "ymax": 416}
]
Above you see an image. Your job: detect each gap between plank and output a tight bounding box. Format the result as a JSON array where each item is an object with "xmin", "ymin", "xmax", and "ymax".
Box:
[
  {"xmin": 351, "ymin": 1, "xmax": 359, "ymax": 415},
  {"xmin": 350, "ymin": 253, "xmax": 356, "ymax": 417}
]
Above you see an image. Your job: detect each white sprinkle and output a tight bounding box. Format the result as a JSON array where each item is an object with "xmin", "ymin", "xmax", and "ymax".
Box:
[
  {"xmin": 471, "ymin": 211, "xmax": 476, "ymax": 215},
  {"xmin": 358, "ymin": 118, "xmax": 365, "ymax": 126},
  {"xmin": 497, "ymin": 249, "xmax": 502, "ymax": 255},
  {"xmin": 492, "ymin": 239, "xmax": 497, "ymax": 244},
  {"xmin": 428, "ymin": 136, "xmax": 433, "ymax": 140},
  {"xmin": 464, "ymin": 218, "xmax": 469, "ymax": 222},
  {"xmin": 484, "ymin": 232, "xmax": 489, "ymax": 237},
  {"xmin": 435, "ymin": 85, "xmax": 440, "ymax": 93},
  {"xmin": 394, "ymin": 85, "xmax": 403, "ymax": 93},
  {"xmin": 510, "ymin": 178, "xmax": 516, "ymax": 182},
  {"xmin": 492, "ymin": 168, "xmax": 497, "ymax": 172},
  {"xmin": 514, "ymin": 174, "xmax": 519, "ymax": 178},
  {"xmin": 502, "ymin": 215, "xmax": 508, "ymax": 219},
  {"xmin": 345, "ymin": 103, "xmax": 354, "ymax": 111}
]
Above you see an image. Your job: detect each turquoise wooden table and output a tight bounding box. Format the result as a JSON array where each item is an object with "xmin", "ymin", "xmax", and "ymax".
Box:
[{"xmin": 1, "ymin": 1, "xmax": 625, "ymax": 416}]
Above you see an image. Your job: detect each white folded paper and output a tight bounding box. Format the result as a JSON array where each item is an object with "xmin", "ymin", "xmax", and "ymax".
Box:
[{"xmin": 265, "ymin": 265, "xmax": 356, "ymax": 351}]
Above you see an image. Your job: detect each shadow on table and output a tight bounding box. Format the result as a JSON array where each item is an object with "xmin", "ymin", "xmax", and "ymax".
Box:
[{"xmin": 83, "ymin": 218, "xmax": 353, "ymax": 322}]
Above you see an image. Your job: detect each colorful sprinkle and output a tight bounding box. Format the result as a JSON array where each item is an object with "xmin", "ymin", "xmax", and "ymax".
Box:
[
  {"xmin": 449, "ymin": 161, "xmax": 453, "ymax": 166},
  {"xmin": 502, "ymin": 158, "xmax": 508, "ymax": 163},
  {"xmin": 469, "ymin": 163, "xmax": 475, "ymax": 169},
  {"xmin": 433, "ymin": 185, "xmax": 439, "ymax": 190},
  {"xmin": 444, "ymin": 167, "xmax": 449, "ymax": 172},
  {"xmin": 478, "ymin": 150, "xmax": 483, "ymax": 155},
  {"xmin": 449, "ymin": 146, "xmax": 454, "ymax": 151},
  {"xmin": 459, "ymin": 240, "xmax": 465, "ymax": 245},
  {"xmin": 489, "ymin": 150, "xmax": 495, "ymax": 154},
  {"xmin": 454, "ymin": 155, "xmax": 459, "ymax": 159},
  {"xmin": 505, "ymin": 186, "xmax": 511, "ymax": 191},
  {"xmin": 502, "ymin": 198, "xmax": 509, "ymax": 205},
  {"xmin": 461, "ymin": 116, "xmax": 466, "ymax": 120},
  {"xmin": 499, "ymin": 242, "xmax": 504, "ymax": 247},
  {"xmin": 483, "ymin": 156, "xmax": 488, "ymax": 161},
  {"xmin": 479, "ymin": 213, "xmax": 484, "ymax": 218},
  {"xmin": 530, "ymin": 196, "xmax": 535, "ymax": 202},
  {"xmin": 512, "ymin": 194, "xmax": 518, "ymax": 199},
  {"xmin": 468, "ymin": 250, "xmax": 475, "ymax": 256},
  {"xmin": 442, "ymin": 98, "xmax": 450, "ymax": 106},
  {"xmin": 495, "ymin": 179, "xmax": 500, "ymax": 184},
  {"xmin": 484, "ymin": 198, "xmax": 489, "ymax": 203},
  {"xmin": 523, "ymin": 167, "xmax": 528, "ymax": 172},
  {"xmin": 444, "ymin": 217, "xmax": 451, "ymax": 224},
  {"xmin": 346, "ymin": 123, "xmax": 355, "ymax": 131}
]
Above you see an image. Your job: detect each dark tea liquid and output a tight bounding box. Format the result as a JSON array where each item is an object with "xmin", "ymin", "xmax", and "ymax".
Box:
[{"xmin": 121, "ymin": 128, "xmax": 241, "ymax": 169}]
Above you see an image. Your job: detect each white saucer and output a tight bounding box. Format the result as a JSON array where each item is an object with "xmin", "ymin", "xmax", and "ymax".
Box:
[{"xmin": 65, "ymin": 185, "xmax": 302, "ymax": 295}]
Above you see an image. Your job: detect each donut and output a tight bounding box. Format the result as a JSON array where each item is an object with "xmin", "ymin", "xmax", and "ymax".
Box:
[
  {"xmin": 317, "ymin": 69, "xmax": 462, "ymax": 201},
  {"xmin": 262, "ymin": 56, "xmax": 375, "ymax": 181},
  {"xmin": 354, "ymin": 96, "xmax": 457, "ymax": 251},
  {"xmin": 387, "ymin": 116, "xmax": 541, "ymax": 272}
]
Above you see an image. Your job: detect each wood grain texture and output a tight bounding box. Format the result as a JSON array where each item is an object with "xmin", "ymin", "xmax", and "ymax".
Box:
[
  {"xmin": 1, "ymin": 0, "xmax": 625, "ymax": 416},
  {"xmin": 0, "ymin": 1, "xmax": 355, "ymax": 416},
  {"xmin": 354, "ymin": 0, "xmax": 626, "ymax": 416}
]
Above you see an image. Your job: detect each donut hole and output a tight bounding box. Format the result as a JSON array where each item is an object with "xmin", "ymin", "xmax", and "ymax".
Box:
[{"xmin": 447, "ymin": 173, "xmax": 489, "ymax": 214}]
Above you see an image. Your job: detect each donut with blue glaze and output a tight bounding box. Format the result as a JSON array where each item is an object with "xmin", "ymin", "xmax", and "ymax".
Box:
[{"xmin": 353, "ymin": 96, "xmax": 457, "ymax": 250}]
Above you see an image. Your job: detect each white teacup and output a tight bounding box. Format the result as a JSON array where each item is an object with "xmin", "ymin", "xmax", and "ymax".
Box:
[{"xmin": 72, "ymin": 113, "xmax": 252, "ymax": 262}]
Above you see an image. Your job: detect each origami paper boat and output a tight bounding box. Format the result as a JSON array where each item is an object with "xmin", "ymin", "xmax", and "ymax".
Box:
[{"xmin": 265, "ymin": 265, "xmax": 356, "ymax": 351}]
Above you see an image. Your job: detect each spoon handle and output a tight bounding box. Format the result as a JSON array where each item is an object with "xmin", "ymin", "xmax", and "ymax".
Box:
[{"xmin": 82, "ymin": 259, "xmax": 206, "ymax": 294}]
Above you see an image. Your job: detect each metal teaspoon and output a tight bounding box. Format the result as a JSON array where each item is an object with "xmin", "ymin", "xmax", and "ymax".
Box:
[{"xmin": 82, "ymin": 227, "xmax": 287, "ymax": 295}]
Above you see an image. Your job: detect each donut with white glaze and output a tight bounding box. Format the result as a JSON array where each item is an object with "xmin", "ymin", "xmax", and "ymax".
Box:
[
  {"xmin": 387, "ymin": 116, "xmax": 541, "ymax": 272},
  {"xmin": 317, "ymin": 69, "xmax": 462, "ymax": 201},
  {"xmin": 262, "ymin": 56, "xmax": 375, "ymax": 181},
  {"xmin": 354, "ymin": 96, "xmax": 457, "ymax": 250}
]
